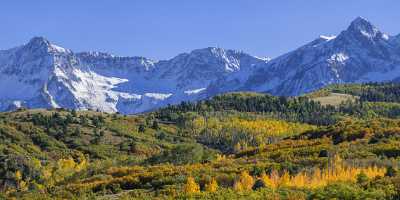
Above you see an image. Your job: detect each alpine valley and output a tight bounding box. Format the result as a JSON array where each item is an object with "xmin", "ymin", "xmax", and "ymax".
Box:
[{"xmin": 1, "ymin": 17, "xmax": 400, "ymax": 114}]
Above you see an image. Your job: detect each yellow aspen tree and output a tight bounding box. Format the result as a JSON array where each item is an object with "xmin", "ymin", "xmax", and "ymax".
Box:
[
  {"xmin": 205, "ymin": 178, "xmax": 218, "ymax": 192},
  {"xmin": 290, "ymin": 172, "xmax": 306, "ymax": 188},
  {"xmin": 279, "ymin": 170, "xmax": 290, "ymax": 187},
  {"xmin": 260, "ymin": 172, "xmax": 274, "ymax": 188},
  {"xmin": 216, "ymin": 154, "xmax": 226, "ymax": 162},
  {"xmin": 333, "ymin": 155, "xmax": 343, "ymax": 171},
  {"xmin": 270, "ymin": 169, "xmax": 280, "ymax": 189},
  {"xmin": 235, "ymin": 171, "xmax": 255, "ymax": 191},
  {"xmin": 15, "ymin": 170, "xmax": 27, "ymax": 191},
  {"xmin": 15, "ymin": 170, "xmax": 22, "ymax": 181},
  {"xmin": 310, "ymin": 168, "xmax": 324, "ymax": 188},
  {"xmin": 184, "ymin": 176, "xmax": 200, "ymax": 194},
  {"xmin": 75, "ymin": 157, "xmax": 88, "ymax": 172}
]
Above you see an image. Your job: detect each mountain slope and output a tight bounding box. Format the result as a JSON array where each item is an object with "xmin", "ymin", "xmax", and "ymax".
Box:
[
  {"xmin": 0, "ymin": 38, "xmax": 268, "ymax": 113},
  {"xmin": 245, "ymin": 17, "xmax": 400, "ymax": 95},
  {"xmin": 1, "ymin": 17, "xmax": 400, "ymax": 113}
]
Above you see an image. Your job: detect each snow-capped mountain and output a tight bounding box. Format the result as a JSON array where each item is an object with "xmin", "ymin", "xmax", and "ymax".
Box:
[
  {"xmin": 1, "ymin": 17, "xmax": 400, "ymax": 113},
  {"xmin": 0, "ymin": 37, "xmax": 267, "ymax": 113},
  {"xmin": 245, "ymin": 17, "xmax": 400, "ymax": 95}
]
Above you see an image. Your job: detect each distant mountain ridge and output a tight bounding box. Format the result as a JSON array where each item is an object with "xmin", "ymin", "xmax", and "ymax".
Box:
[
  {"xmin": 1, "ymin": 17, "xmax": 400, "ymax": 113},
  {"xmin": 244, "ymin": 17, "xmax": 400, "ymax": 95}
]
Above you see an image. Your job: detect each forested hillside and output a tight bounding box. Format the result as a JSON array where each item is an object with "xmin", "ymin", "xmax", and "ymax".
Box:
[{"xmin": 2, "ymin": 83, "xmax": 400, "ymax": 199}]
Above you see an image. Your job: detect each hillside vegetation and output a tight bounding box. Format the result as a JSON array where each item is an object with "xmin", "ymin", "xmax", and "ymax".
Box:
[{"xmin": 2, "ymin": 83, "xmax": 400, "ymax": 199}]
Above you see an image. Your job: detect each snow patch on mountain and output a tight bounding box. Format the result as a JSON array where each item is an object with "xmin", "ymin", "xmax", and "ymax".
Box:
[
  {"xmin": 144, "ymin": 93, "xmax": 173, "ymax": 100},
  {"xmin": 50, "ymin": 44, "xmax": 70, "ymax": 54},
  {"xmin": 382, "ymin": 34, "xmax": 390, "ymax": 41},
  {"xmin": 55, "ymin": 67, "xmax": 131, "ymax": 112},
  {"xmin": 320, "ymin": 35, "xmax": 337, "ymax": 41},
  {"xmin": 184, "ymin": 88, "xmax": 206, "ymax": 95},
  {"xmin": 328, "ymin": 53, "xmax": 349, "ymax": 64}
]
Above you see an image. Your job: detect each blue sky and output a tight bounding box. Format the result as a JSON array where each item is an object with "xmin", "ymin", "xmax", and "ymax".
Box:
[{"xmin": 1, "ymin": 0, "xmax": 399, "ymax": 59}]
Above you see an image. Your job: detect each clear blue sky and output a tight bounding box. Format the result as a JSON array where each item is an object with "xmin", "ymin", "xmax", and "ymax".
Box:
[{"xmin": 1, "ymin": 0, "xmax": 399, "ymax": 60}]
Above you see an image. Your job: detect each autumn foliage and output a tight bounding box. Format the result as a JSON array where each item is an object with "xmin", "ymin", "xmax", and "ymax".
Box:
[
  {"xmin": 234, "ymin": 171, "xmax": 255, "ymax": 191},
  {"xmin": 260, "ymin": 155, "xmax": 386, "ymax": 189},
  {"xmin": 184, "ymin": 176, "xmax": 200, "ymax": 194},
  {"xmin": 205, "ymin": 178, "xmax": 218, "ymax": 192}
]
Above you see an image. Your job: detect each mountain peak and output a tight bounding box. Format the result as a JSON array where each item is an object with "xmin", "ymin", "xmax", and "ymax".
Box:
[
  {"xmin": 346, "ymin": 17, "xmax": 380, "ymax": 38},
  {"xmin": 191, "ymin": 47, "xmax": 226, "ymax": 53},
  {"xmin": 25, "ymin": 36, "xmax": 70, "ymax": 54},
  {"xmin": 351, "ymin": 16, "xmax": 371, "ymax": 26},
  {"xmin": 27, "ymin": 36, "xmax": 51, "ymax": 48}
]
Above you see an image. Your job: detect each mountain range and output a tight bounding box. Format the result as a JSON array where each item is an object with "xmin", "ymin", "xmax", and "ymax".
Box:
[{"xmin": 0, "ymin": 17, "xmax": 399, "ymax": 114}]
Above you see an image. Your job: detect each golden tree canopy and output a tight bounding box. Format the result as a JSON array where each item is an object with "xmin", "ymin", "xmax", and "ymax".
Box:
[
  {"xmin": 184, "ymin": 176, "xmax": 200, "ymax": 194},
  {"xmin": 205, "ymin": 178, "xmax": 218, "ymax": 192}
]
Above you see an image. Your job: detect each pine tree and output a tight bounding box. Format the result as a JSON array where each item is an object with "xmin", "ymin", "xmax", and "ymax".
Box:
[
  {"xmin": 151, "ymin": 120, "xmax": 160, "ymax": 130},
  {"xmin": 138, "ymin": 124, "xmax": 146, "ymax": 133},
  {"xmin": 71, "ymin": 109, "xmax": 77, "ymax": 117},
  {"xmin": 385, "ymin": 166, "xmax": 397, "ymax": 177},
  {"xmin": 72, "ymin": 127, "xmax": 81, "ymax": 137}
]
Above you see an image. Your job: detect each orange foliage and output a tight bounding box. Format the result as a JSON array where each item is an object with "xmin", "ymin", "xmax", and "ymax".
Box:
[{"xmin": 260, "ymin": 155, "xmax": 386, "ymax": 189}]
